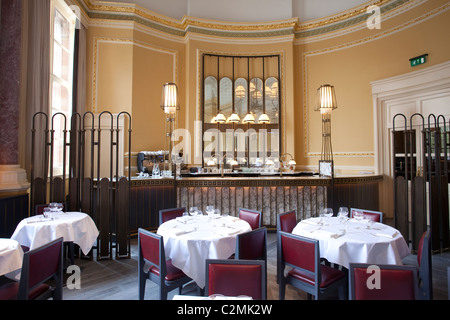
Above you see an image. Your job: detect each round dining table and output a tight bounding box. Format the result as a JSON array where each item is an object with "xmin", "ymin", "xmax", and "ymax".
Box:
[
  {"xmin": 157, "ymin": 214, "xmax": 251, "ymax": 289},
  {"xmin": 11, "ymin": 211, "xmax": 99, "ymax": 256},
  {"xmin": 292, "ymin": 216, "xmax": 410, "ymax": 268},
  {"xmin": 0, "ymin": 239, "xmax": 24, "ymax": 277}
]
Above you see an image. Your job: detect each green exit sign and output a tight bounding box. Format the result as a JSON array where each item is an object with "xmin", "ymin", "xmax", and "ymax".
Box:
[{"xmin": 410, "ymin": 54, "xmax": 428, "ymax": 67}]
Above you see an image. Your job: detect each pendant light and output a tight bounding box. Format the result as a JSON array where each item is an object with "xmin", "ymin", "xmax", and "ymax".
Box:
[
  {"xmin": 214, "ymin": 56, "xmax": 226, "ymax": 124},
  {"xmin": 243, "ymin": 57, "xmax": 255, "ymax": 124},
  {"xmin": 227, "ymin": 57, "xmax": 240, "ymax": 123},
  {"xmin": 258, "ymin": 56, "xmax": 270, "ymax": 124}
]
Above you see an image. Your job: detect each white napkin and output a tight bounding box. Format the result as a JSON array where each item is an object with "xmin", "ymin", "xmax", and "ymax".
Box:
[
  {"xmin": 218, "ymin": 228, "xmax": 240, "ymax": 236},
  {"xmin": 373, "ymin": 228, "xmax": 398, "ymax": 238},
  {"xmin": 301, "ymin": 219, "xmax": 322, "ymax": 226},
  {"xmin": 314, "ymin": 228, "xmax": 345, "ymax": 239},
  {"xmin": 167, "ymin": 227, "xmax": 195, "ymax": 236}
]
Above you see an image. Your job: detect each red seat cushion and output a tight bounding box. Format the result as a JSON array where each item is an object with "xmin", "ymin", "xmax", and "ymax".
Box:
[
  {"xmin": 288, "ymin": 264, "xmax": 346, "ymax": 288},
  {"xmin": 149, "ymin": 259, "xmax": 187, "ymax": 282},
  {"xmin": 0, "ymin": 282, "xmax": 51, "ymax": 300}
]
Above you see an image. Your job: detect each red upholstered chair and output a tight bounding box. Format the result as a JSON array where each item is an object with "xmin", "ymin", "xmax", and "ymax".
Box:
[
  {"xmin": 238, "ymin": 208, "xmax": 262, "ymax": 230},
  {"xmin": 138, "ymin": 228, "xmax": 191, "ymax": 300},
  {"xmin": 278, "ymin": 231, "xmax": 346, "ymax": 300},
  {"xmin": 0, "ymin": 237, "xmax": 63, "ymax": 300},
  {"xmin": 350, "ymin": 208, "xmax": 383, "ymax": 223},
  {"xmin": 159, "ymin": 207, "xmax": 186, "ymax": 226},
  {"xmin": 416, "ymin": 229, "xmax": 432, "ymax": 300},
  {"xmin": 206, "ymin": 259, "xmax": 266, "ymax": 300},
  {"xmin": 277, "ymin": 210, "xmax": 297, "ymax": 233},
  {"xmin": 235, "ymin": 227, "xmax": 267, "ymax": 271},
  {"xmin": 349, "ymin": 263, "xmax": 419, "ymax": 300}
]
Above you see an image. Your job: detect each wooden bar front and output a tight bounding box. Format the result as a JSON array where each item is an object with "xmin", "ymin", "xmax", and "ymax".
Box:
[{"xmin": 130, "ymin": 174, "xmax": 382, "ymax": 233}]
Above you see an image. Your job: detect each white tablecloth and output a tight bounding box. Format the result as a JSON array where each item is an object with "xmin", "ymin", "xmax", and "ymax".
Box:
[
  {"xmin": 292, "ymin": 217, "xmax": 410, "ymax": 268},
  {"xmin": 157, "ymin": 215, "xmax": 251, "ymax": 288},
  {"xmin": 0, "ymin": 239, "xmax": 24, "ymax": 276},
  {"xmin": 11, "ymin": 212, "xmax": 99, "ymax": 255}
]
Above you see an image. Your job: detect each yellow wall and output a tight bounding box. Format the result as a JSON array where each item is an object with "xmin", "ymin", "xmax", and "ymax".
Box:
[
  {"xmin": 82, "ymin": 0, "xmax": 450, "ymax": 173},
  {"xmin": 296, "ymin": 0, "xmax": 450, "ymax": 172}
]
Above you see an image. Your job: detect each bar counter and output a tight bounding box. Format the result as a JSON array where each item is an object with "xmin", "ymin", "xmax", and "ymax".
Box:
[{"xmin": 129, "ymin": 173, "xmax": 382, "ymax": 232}]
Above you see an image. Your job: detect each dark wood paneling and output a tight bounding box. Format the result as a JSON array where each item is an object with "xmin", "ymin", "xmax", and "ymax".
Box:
[
  {"xmin": 0, "ymin": 194, "xmax": 29, "ymax": 237},
  {"xmin": 129, "ymin": 185, "xmax": 176, "ymax": 233}
]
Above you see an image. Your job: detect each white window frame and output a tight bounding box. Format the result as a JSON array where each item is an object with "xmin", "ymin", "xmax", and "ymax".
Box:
[{"xmin": 49, "ymin": 0, "xmax": 77, "ymax": 177}]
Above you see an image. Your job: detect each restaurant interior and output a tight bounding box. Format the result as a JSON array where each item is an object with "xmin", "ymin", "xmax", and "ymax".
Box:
[{"xmin": 1, "ymin": 0, "xmax": 450, "ymax": 302}]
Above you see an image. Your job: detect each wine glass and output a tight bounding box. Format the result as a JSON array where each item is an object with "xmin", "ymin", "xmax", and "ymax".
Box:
[
  {"xmin": 323, "ymin": 208, "xmax": 333, "ymax": 218},
  {"xmin": 206, "ymin": 205, "xmax": 215, "ymax": 216},
  {"xmin": 189, "ymin": 206, "xmax": 198, "ymax": 216},
  {"xmin": 353, "ymin": 211, "xmax": 364, "ymax": 221},
  {"xmin": 338, "ymin": 207, "xmax": 349, "ymax": 219}
]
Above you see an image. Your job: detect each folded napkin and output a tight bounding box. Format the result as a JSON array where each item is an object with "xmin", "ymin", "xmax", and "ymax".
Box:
[
  {"xmin": 314, "ymin": 228, "xmax": 345, "ymax": 239},
  {"xmin": 301, "ymin": 219, "xmax": 322, "ymax": 226},
  {"xmin": 218, "ymin": 228, "xmax": 240, "ymax": 236},
  {"xmin": 167, "ymin": 227, "xmax": 195, "ymax": 236},
  {"xmin": 373, "ymin": 228, "xmax": 398, "ymax": 238}
]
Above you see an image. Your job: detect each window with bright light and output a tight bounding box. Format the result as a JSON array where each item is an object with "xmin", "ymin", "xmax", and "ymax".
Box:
[{"xmin": 49, "ymin": 0, "xmax": 76, "ymax": 176}]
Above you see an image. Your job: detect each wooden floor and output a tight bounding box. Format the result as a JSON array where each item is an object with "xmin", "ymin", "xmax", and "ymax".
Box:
[{"xmin": 61, "ymin": 232, "xmax": 450, "ymax": 300}]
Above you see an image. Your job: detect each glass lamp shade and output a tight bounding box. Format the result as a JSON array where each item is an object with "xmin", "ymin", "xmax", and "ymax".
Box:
[
  {"xmin": 227, "ymin": 112, "xmax": 240, "ymax": 123},
  {"xmin": 161, "ymin": 83, "xmax": 179, "ymax": 114},
  {"xmin": 314, "ymin": 84, "xmax": 337, "ymax": 114},
  {"xmin": 258, "ymin": 113, "xmax": 270, "ymax": 124},
  {"xmin": 215, "ymin": 112, "xmax": 226, "ymax": 123},
  {"xmin": 288, "ymin": 160, "xmax": 297, "ymax": 166},
  {"xmin": 243, "ymin": 113, "xmax": 255, "ymax": 124},
  {"xmin": 235, "ymin": 85, "xmax": 246, "ymax": 98}
]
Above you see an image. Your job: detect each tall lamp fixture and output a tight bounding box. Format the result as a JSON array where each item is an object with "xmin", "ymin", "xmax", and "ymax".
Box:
[
  {"xmin": 161, "ymin": 82, "xmax": 180, "ymax": 169},
  {"xmin": 314, "ymin": 84, "xmax": 337, "ymax": 176}
]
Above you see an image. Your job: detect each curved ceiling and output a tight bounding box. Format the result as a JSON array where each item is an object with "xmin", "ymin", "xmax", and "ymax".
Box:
[{"xmin": 104, "ymin": 0, "xmax": 371, "ymax": 23}]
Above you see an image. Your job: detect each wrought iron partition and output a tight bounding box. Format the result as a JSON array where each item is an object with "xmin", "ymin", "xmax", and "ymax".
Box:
[
  {"xmin": 30, "ymin": 111, "xmax": 132, "ymax": 260},
  {"xmin": 392, "ymin": 113, "xmax": 449, "ymax": 252}
]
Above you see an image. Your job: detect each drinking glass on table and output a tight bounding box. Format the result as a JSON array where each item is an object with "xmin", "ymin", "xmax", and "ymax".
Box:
[
  {"xmin": 338, "ymin": 207, "xmax": 349, "ymax": 220},
  {"xmin": 189, "ymin": 206, "xmax": 198, "ymax": 216},
  {"xmin": 206, "ymin": 205, "xmax": 215, "ymax": 216},
  {"xmin": 323, "ymin": 208, "xmax": 333, "ymax": 218},
  {"xmin": 353, "ymin": 210, "xmax": 364, "ymax": 221}
]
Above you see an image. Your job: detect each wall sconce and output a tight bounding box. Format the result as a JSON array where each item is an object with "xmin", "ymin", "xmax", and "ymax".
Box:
[
  {"xmin": 160, "ymin": 82, "xmax": 180, "ymax": 171},
  {"xmin": 314, "ymin": 84, "xmax": 337, "ymax": 176}
]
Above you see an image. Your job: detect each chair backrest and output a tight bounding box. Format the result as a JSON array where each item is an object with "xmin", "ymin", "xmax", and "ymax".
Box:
[
  {"xmin": 278, "ymin": 231, "xmax": 320, "ymax": 282},
  {"xmin": 138, "ymin": 228, "xmax": 164, "ymax": 274},
  {"xmin": 417, "ymin": 229, "xmax": 432, "ymax": 300},
  {"xmin": 159, "ymin": 207, "xmax": 186, "ymax": 225},
  {"xmin": 277, "ymin": 210, "xmax": 297, "ymax": 233},
  {"xmin": 206, "ymin": 259, "xmax": 266, "ymax": 300},
  {"xmin": 350, "ymin": 208, "xmax": 383, "ymax": 223},
  {"xmin": 235, "ymin": 227, "xmax": 267, "ymax": 261},
  {"xmin": 18, "ymin": 237, "xmax": 63, "ymax": 300},
  {"xmin": 238, "ymin": 208, "xmax": 262, "ymax": 230},
  {"xmin": 349, "ymin": 263, "xmax": 419, "ymax": 300}
]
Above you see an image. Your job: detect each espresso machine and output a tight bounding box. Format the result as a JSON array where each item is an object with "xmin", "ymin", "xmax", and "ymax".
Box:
[{"xmin": 137, "ymin": 151, "xmax": 168, "ymax": 173}]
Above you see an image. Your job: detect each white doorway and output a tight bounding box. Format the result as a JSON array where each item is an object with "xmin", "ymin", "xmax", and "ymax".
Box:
[{"xmin": 371, "ymin": 60, "xmax": 450, "ymax": 218}]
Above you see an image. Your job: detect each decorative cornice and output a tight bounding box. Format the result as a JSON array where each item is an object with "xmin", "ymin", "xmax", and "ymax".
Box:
[{"xmin": 76, "ymin": 0, "xmax": 421, "ymax": 40}]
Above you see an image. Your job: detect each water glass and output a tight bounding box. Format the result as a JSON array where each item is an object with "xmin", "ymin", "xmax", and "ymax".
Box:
[
  {"xmin": 206, "ymin": 205, "xmax": 215, "ymax": 216},
  {"xmin": 323, "ymin": 208, "xmax": 333, "ymax": 218},
  {"xmin": 338, "ymin": 207, "xmax": 349, "ymax": 219},
  {"xmin": 189, "ymin": 206, "xmax": 198, "ymax": 216}
]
